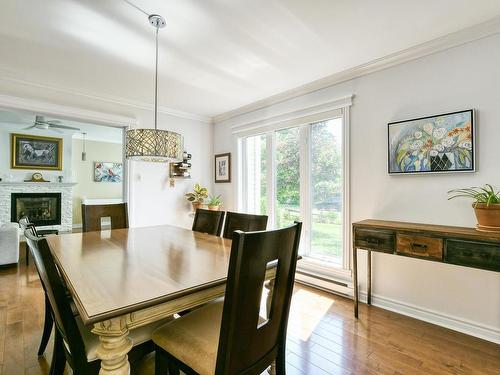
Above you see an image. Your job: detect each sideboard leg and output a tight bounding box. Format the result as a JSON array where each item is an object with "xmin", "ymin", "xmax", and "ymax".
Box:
[
  {"xmin": 367, "ymin": 249, "xmax": 372, "ymax": 305},
  {"xmin": 353, "ymin": 240, "xmax": 359, "ymax": 318}
]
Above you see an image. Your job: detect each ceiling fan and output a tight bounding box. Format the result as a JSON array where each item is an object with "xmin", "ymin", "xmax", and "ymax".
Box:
[{"xmin": 23, "ymin": 115, "xmax": 81, "ymax": 132}]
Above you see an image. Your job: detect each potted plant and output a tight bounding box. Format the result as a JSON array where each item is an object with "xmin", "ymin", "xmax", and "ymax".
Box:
[
  {"xmin": 207, "ymin": 195, "xmax": 223, "ymax": 211},
  {"xmin": 448, "ymin": 184, "xmax": 500, "ymax": 231},
  {"xmin": 185, "ymin": 183, "xmax": 208, "ymax": 211}
]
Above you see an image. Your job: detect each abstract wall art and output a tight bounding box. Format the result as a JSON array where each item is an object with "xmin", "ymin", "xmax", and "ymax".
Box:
[{"xmin": 388, "ymin": 110, "xmax": 475, "ymax": 174}]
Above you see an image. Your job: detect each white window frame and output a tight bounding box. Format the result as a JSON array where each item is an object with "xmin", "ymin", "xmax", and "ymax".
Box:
[{"xmin": 234, "ymin": 96, "xmax": 352, "ymax": 282}]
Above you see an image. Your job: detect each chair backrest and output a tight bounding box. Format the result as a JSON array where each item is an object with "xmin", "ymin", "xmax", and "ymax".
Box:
[
  {"xmin": 222, "ymin": 212, "xmax": 268, "ymax": 240},
  {"xmin": 192, "ymin": 209, "xmax": 226, "ymax": 236},
  {"xmin": 19, "ymin": 216, "xmax": 39, "ymax": 236},
  {"xmin": 24, "ymin": 229, "xmax": 88, "ymax": 369},
  {"xmin": 81, "ymin": 203, "xmax": 128, "ymax": 232},
  {"xmin": 215, "ymin": 222, "xmax": 302, "ymax": 374}
]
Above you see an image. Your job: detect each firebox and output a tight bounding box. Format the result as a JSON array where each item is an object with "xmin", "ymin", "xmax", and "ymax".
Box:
[{"xmin": 11, "ymin": 193, "xmax": 62, "ymax": 226}]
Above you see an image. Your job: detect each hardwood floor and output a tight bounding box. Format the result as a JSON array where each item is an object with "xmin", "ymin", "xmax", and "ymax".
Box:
[{"xmin": 1, "ymin": 252, "xmax": 499, "ymax": 375}]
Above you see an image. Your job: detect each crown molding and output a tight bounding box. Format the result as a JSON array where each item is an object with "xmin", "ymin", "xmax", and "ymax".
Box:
[
  {"xmin": 213, "ymin": 16, "xmax": 500, "ymax": 124},
  {"xmin": 0, "ymin": 68, "xmax": 212, "ymax": 124},
  {"xmin": 0, "ymin": 94, "xmax": 136, "ymax": 127}
]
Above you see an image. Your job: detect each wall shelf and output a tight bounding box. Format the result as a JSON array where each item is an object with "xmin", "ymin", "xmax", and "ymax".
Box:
[{"xmin": 169, "ymin": 151, "xmax": 192, "ymax": 179}]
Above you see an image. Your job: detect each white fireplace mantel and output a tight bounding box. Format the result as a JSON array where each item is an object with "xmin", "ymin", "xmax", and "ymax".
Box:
[
  {"xmin": 0, "ymin": 181, "xmax": 76, "ymax": 231},
  {"xmin": 0, "ymin": 182, "xmax": 77, "ymax": 187}
]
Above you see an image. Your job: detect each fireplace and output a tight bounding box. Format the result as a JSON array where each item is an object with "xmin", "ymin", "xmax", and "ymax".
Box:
[{"xmin": 11, "ymin": 193, "xmax": 62, "ymax": 226}]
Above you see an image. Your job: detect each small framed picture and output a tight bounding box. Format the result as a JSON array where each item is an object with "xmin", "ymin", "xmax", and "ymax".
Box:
[
  {"xmin": 214, "ymin": 153, "xmax": 231, "ymax": 183},
  {"xmin": 11, "ymin": 133, "xmax": 63, "ymax": 170},
  {"xmin": 388, "ymin": 109, "xmax": 475, "ymax": 174},
  {"xmin": 94, "ymin": 162, "xmax": 123, "ymax": 183}
]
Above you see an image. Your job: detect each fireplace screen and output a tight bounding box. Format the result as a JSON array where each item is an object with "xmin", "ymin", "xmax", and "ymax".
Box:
[{"xmin": 11, "ymin": 193, "xmax": 62, "ymax": 226}]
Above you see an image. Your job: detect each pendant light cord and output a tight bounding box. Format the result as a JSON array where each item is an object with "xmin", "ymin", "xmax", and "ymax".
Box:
[
  {"xmin": 122, "ymin": 0, "xmax": 149, "ymax": 16},
  {"xmin": 154, "ymin": 25, "xmax": 159, "ymax": 131}
]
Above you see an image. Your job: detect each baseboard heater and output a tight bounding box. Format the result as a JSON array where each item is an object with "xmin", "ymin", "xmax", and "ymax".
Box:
[{"xmin": 295, "ymin": 270, "xmax": 352, "ymax": 298}]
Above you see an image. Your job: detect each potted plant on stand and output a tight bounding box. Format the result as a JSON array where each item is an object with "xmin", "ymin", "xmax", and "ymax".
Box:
[
  {"xmin": 185, "ymin": 183, "xmax": 208, "ymax": 211},
  {"xmin": 448, "ymin": 184, "xmax": 500, "ymax": 232},
  {"xmin": 207, "ymin": 195, "xmax": 223, "ymax": 211}
]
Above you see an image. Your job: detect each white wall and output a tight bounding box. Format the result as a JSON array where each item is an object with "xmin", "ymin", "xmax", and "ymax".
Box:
[
  {"xmin": 127, "ymin": 110, "xmax": 213, "ymax": 229},
  {"xmin": 213, "ymin": 34, "xmax": 500, "ymax": 339}
]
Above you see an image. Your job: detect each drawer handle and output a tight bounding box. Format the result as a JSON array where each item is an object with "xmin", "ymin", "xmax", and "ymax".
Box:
[
  {"xmin": 410, "ymin": 243, "xmax": 428, "ymax": 253},
  {"xmin": 366, "ymin": 237, "xmax": 380, "ymax": 245},
  {"xmin": 479, "ymin": 252, "xmax": 490, "ymax": 259},
  {"xmin": 462, "ymin": 250, "xmax": 473, "ymax": 257}
]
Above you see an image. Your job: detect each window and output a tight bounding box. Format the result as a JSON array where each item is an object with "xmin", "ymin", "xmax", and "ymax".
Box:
[
  {"xmin": 244, "ymin": 134, "xmax": 268, "ymax": 215},
  {"xmin": 240, "ymin": 112, "xmax": 349, "ymax": 273},
  {"xmin": 310, "ymin": 119, "xmax": 343, "ymax": 265}
]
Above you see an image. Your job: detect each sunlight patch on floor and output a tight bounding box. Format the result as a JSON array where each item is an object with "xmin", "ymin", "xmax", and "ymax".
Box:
[{"xmin": 289, "ymin": 288, "xmax": 333, "ymax": 341}]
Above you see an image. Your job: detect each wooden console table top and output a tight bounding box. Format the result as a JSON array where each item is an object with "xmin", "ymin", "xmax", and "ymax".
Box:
[{"xmin": 353, "ymin": 219, "xmax": 500, "ymax": 241}]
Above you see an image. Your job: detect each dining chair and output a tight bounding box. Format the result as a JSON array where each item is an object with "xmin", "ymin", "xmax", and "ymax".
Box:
[
  {"xmin": 21, "ymin": 223, "xmax": 55, "ymax": 357},
  {"xmin": 222, "ymin": 211, "xmax": 268, "ymax": 240},
  {"xmin": 81, "ymin": 202, "xmax": 128, "ymax": 232},
  {"xmin": 19, "ymin": 218, "xmax": 58, "ymax": 357},
  {"xmin": 24, "ymin": 229, "xmax": 171, "ymax": 374},
  {"xmin": 152, "ymin": 221, "xmax": 302, "ymax": 375},
  {"xmin": 192, "ymin": 209, "xmax": 226, "ymax": 236}
]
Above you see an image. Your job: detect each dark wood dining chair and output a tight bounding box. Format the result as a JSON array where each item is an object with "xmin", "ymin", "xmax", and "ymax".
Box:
[
  {"xmin": 192, "ymin": 209, "xmax": 225, "ymax": 236},
  {"xmin": 152, "ymin": 222, "xmax": 302, "ymax": 375},
  {"xmin": 81, "ymin": 203, "xmax": 128, "ymax": 232},
  {"xmin": 24, "ymin": 229, "xmax": 171, "ymax": 374},
  {"xmin": 21, "ymin": 223, "xmax": 54, "ymax": 357},
  {"xmin": 222, "ymin": 211, "xmax": 268, "ymax": 240}
]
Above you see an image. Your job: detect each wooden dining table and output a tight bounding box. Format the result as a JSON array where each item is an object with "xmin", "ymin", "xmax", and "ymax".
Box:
[{"xmin": 46, "ymin": 224, "xmax": 277, "ymax": 374}]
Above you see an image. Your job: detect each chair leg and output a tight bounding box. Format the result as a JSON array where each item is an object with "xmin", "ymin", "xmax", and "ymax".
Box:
[
  {"xmin": 49, "ymin": 330, "xmax": 66, "ymax": 375},
  {"xmin": 155, "ymin": 346, "xmax": 169, "ymax": 374},
  {"xmin": 38, "ymin": 294, "xmax": 54, "ymax": 356},
  {"xmin": 275, "ymin": 345, "xmax": 286, "ymax": 375},
  {"xmin": 167, "ymin": 361, "xmax": 180, "ymax": 375},
  {"xmin": 25, "ymin": 243, "xmax": 29, "ymax": 266}
]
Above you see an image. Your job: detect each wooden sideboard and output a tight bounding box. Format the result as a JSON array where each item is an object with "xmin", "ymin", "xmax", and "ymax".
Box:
[{"xmin": 352, "ymin": 220, "xmax": 500, "ymax": 318}]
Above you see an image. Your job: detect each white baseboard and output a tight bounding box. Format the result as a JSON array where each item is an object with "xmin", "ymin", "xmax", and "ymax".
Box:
[
  {"xmin": 360, "ymin": 291, "xmax": 500, "ymax": 344},
  {"xmin": 294, "ymin": 273, "xmax": 499, "ymax": 344}
]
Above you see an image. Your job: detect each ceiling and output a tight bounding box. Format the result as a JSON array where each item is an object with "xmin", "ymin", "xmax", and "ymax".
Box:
[
  {"xmin": 0, "ymin": 110, "xmax": 123, "ymax": 143},
  {"xmin": 1, "ymin": 0, "xmax": 500, "ymax": 118}
]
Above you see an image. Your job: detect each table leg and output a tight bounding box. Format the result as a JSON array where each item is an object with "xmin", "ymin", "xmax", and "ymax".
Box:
[
  {"xmin": 92, "ymin": 317, "xmax": 133, "ymax": 375},
  {"xmin": 265, "ymin": 279, "xmax": 276, "ymax": 375},
  {"xmin": 367, "ymin": 249, "xmax": 372, "ymax": 305},
  {"xmin": 353, "ymin": 239, "xmax": 359, "ymax": 318}
]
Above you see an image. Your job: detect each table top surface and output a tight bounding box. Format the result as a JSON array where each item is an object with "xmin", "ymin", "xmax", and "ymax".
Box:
[
  {"xmin": 47, "ymin": 225, "xmax": 232, "ymax": 325},
  {"xmin": 353, "ymin": 219, "xmax": 500, "ymax": 241}
]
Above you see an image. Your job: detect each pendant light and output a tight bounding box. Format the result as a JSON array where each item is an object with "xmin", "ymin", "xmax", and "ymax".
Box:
[
  {"xmin": 125, "ymin": 14, "xmax": 183, "ymax": 162},
  {"xmin": 81, "ymin": 132, "xmax": 87, "ymax": 161}
]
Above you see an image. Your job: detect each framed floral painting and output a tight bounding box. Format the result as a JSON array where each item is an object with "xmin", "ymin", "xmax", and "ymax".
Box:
[{"xmin": 388, "ymin": 109, "xmax": 475, "ymax": 174}]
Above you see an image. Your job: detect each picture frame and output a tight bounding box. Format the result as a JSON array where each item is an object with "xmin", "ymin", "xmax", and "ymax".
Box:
[
  {"xmin": 214, "ymin": 153, "xmax": 231, "ymax": 183},
  {"xmin": 94, "ymin": 162, "xmax": 123, "ymax": 183},
  {"xmin": 11, "ymin": 133, "xmax": 63, "ymax": 170},
  {"xmin": 388, "ymin": 109, "xmax": 475, "ymax": 175}
]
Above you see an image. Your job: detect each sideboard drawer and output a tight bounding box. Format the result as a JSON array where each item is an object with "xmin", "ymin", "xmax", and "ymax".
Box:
[
  {"xmin": 354, "ymin": 228, "xmax": 395, "ymax": 253},
  {"xmin": 396, "ymin": 233, "xmax": 443, "ymax": 260},
  {"xmin": 445, "ymin": 240, "xmax": 500, "ymax": 272}
]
